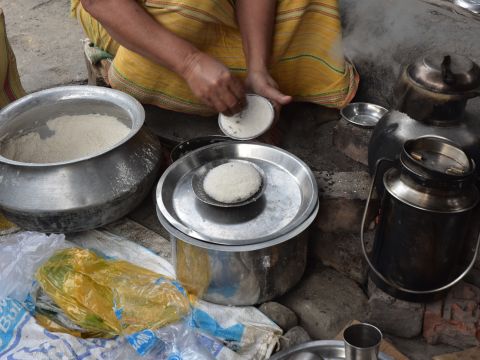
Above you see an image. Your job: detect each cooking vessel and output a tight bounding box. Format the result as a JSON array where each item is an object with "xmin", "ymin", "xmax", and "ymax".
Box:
[
  {"xmin": 156, "ymin": 142, "xmax": 319, "ymax": 305},
  {"xmin": 369, "ymin": 54, "xmax": 480, "ymax": 185},
  {"xmin": 157, "ymin": 205, "xmax": 316, "ymax": 305},
  {"xmin": 0, "ymin": 86, "xmax": 162, "ymax": 233},
  {"xmin": 362, "ymin": 137, "xmax": 480, "ymax": 302},
  {"xmin": 269, "ymin": 340, "xmax": 390, "ymax": 360}
]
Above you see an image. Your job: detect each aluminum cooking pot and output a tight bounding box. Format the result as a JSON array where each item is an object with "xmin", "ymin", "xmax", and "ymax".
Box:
[
  {"xmin": 157, "ymin": 205, "xmax": 316, "ymax": 305},
  {"xmin": 156, "ymin": 142, "xmax": 319, "ymax": 305},
  {"xmin": 0, "ymin": 86, "xmax": 162, "ymax": 233}
]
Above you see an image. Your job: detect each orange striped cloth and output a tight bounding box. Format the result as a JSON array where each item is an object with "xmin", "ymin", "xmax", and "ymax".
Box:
[
  {"xmin": 72, "ymin": 0, "xmax": 358, "ymax": 115},
  {"xmin": 0, "ymin": 8, "xmax": 26, "ymax": 109}
]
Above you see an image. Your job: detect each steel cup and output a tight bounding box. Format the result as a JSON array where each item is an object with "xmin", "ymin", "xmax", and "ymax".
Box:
[{"xmin": 343, "ymin": 323, "xmax": 382, "ymax": 360}]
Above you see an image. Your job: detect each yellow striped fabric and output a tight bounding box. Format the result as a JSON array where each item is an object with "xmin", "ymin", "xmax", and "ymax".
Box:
[
  {"xmin": 72, "ymin": 0, "xmax": 358, "ymax": 115},
  {"xmin": 0, "ymin": 9, "xmax": 26, "ymax": 109}
]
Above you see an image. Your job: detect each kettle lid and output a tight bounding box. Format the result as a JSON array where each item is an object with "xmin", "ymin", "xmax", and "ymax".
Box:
[{"xmin": 408, "ymin": 54, "xmax": 480, "ymax": 94}]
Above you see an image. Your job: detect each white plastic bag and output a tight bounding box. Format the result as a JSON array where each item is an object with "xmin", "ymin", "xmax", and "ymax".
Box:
[{"xmin": 0, "ymin": 231, "xmax": 66, "ymax": 301}]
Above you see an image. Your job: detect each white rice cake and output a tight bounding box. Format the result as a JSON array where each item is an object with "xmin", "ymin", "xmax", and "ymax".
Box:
[{"xmin": 203, "ymin": 162, "xmax": 262, "ymax": 203}]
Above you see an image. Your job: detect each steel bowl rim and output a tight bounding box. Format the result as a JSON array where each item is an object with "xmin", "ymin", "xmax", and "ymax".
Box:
[
  {"xmin": 269, "ymin": 340, "xmax": 390, "ymax": 360},
  {"xmin": 0, "ymin": 85, "xmax": 145, "ymax": 167},
  {"xmin": 340, "ymin": 102, "xmax": 388, "ymax": 128},
  {"xmin": 218, "ymin": 94, "xmax": 275, "ymax": 140},
  {"xmin": 157, "ymin": 200, "xmax": 319, "ymax": 252},
  {"xmin": 156, "ymin": 141, "xmax": 319, "ymax": 245}
]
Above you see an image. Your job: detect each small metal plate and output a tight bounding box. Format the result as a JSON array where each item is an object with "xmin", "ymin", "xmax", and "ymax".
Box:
[
  {"xmin": 191, "ymin": 159, "xmax": 266, "ymax": 208},
  {"xmin": 340, "ymin": 102, "xmax": 388, "ymax": 128},
  {"xmin": 218, "ymin": 94, "xmax": 275, "ymax": 140},
  {"xmin": 270, "ymin": 340, "xmax": 392, "ymax": 360}
]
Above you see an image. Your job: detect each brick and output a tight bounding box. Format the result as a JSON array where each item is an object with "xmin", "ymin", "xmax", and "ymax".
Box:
[
  {"xmin": 314, "ymin": 171, "xmax": 378, "ymax": 233},
  {"xmin": 280, "ymin": 267, "xmax": 368, "ymax": 339},
  {"xmin": 333, "ymin": 118, "xmax": 372, "ymax": 166},
  {"xmin": 366, "ymin": 280, "xmax": 424, "ymax": 338},
  {"xmin": 423, "ymin": 281, "xmax": 480, "ymax": 349},
  {"xmin": 309, "ymin": 231, "xmax": 374, "ymax": 285}
]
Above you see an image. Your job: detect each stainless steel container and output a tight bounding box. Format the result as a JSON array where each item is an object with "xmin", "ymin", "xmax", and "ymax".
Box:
[
  {"xmin": 368, "ymin": 54, "xmax": 480, "ymax": 184},
  {"xmin": 156, "ymin": 142, "xmax": 318, "ymax": 305},
  {"xmin": 0, "ymin": 86, "xmax": 162, "ymax": 233},
  {"xmin": 362, "ymin": 137, "xmax": 480, "ymax": 302}
]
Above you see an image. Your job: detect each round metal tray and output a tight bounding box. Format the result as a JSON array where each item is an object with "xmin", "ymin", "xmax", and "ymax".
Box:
[
  {"xmin": 156, "ymin": 142, "xmax": 318, "ymax": 246},
  {"xmin": 340, "ymin": 102, "xmax": 388, "ymax": 128},
  {"xmin": 270, "ymin": 340, "xmax": 392, "ymax": 360}
]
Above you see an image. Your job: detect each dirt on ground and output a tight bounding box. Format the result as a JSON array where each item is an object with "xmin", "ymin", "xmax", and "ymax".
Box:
[{"xmin": 0, "ymin": 0, "xmax": 86, "ymax": 93}]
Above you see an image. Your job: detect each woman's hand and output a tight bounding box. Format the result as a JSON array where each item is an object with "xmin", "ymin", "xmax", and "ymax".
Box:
[
  {"xmin": 181, "ymin": 51, "xmax": 246, "ymax": 116},
  {"xmin": 246, "ymin": 70, "xmax": 292, "ymax": 111}
]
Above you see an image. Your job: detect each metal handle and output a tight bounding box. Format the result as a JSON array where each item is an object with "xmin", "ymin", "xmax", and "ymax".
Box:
[{"xmin": 361, "ymin": 159, "xmax": 480, "ymax": 296}]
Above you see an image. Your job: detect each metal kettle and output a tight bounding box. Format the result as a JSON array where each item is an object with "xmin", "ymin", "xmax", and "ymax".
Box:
[
  {"xmin": 368, "ymin": 54, "xmax": 480, "ymax": 179},
  {"xmin": 362, "ymin": 137, "xmax": 480, "ymax": 302}
]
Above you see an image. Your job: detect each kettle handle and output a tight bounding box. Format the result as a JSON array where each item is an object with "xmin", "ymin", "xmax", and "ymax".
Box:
[{"xmin": 361, "ymin": 159, "xmax": 480, "ymax": 296}]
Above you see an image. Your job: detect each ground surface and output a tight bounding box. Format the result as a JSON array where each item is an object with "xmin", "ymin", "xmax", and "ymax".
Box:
[
  {"xmin": 0, "ymin": 1, "xmax": 475, "ymax": 359},
  {"xmin": 0, "ymin": 0, "xmax": 85, "ymax": 92}
]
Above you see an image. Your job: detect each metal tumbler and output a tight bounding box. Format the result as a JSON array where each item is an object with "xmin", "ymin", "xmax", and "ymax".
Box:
[{"xmin": 344, "ymin": 323, "xmax": 382, "ymax": 360}]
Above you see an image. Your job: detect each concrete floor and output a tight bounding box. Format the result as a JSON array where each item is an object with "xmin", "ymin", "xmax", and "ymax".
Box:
[{"xmin": 0, "ymin": 0, "xmax": 86, "ymax": 92}]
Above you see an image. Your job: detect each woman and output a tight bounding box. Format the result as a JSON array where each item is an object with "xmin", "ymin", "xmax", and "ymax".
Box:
[
  {"xmin": 0, "ymin": 8, "xmax": 25, "ymax": 109},
  {"xmin": 72, "ymin": 0, "xmax": 358, "ymax": 116}
]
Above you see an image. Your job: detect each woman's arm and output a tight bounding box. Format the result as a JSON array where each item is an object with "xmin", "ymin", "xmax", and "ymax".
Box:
[
  {"xmin": 80, "ymin": 0, "xmax": 245, "ymax": 115},
  {"xmin": 236, "ymin": 0, "xmax": 292, "ymax": 107}
]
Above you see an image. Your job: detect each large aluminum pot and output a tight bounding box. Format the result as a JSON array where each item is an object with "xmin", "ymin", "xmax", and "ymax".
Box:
[
  {"xmin": 156, "ymin": 142, "xmax": 318, "ymax": 305},
  {"xmin": 0, "ymin": 86, "xmax": 162, "ymax": 233},
  {"xmin": 158, "ymin": 205, "xmax": 317, "ymax": 306}
]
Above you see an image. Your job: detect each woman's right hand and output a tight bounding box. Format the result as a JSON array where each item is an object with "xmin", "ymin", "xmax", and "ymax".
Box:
[{"xmin": 181, "ymin": 51, "xmax": 246, "ymax": 116}]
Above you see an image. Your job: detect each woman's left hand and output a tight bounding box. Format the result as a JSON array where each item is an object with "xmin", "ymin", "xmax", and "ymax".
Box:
[{"xmin": 246, "ymin": 70, "xmax": 292, "ymax": 111}]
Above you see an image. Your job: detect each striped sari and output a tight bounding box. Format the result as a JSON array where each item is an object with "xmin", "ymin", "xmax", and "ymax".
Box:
[
  {"xmin": 0, "ymin": 9, "xmax": 26, "ymax": 109},
  {"xmin": 72, "ymin": 0, "xmax": 358, "ymax": 115}
]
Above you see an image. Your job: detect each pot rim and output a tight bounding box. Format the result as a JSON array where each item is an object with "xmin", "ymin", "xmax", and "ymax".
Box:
[
  {"xmin": 157, "ymin": 201, "xmax": 319, "ymax": 252},
  {"xmin": 0, "ymin": 86, "xmax": 145, "ymax": 167}
]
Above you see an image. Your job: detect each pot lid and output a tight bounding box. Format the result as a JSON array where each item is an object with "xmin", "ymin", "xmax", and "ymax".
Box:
[
  {"xmin": 407, "ymin": 54, "xmax": 480, "ymax": 94},
  {"xmin": 156, "ymin": 142, "xmax": 318, "ymax": 246}
]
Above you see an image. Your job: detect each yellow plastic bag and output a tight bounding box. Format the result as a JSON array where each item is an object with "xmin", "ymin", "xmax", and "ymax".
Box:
[{"xmin": 35, "ymin": 248, "xmax": 191, "ymax": 338}]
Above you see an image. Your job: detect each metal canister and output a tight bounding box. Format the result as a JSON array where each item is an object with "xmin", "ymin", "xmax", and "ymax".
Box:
[{"xmin": 362, "ymin": 137, "xmax": 480, "ymax": 302}]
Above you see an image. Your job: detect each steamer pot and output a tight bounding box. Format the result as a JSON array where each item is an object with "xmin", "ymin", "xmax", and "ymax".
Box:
[
  {"xmin": 156, "ymin": 142, "xmax": 319, "ymax": 305},
  {"xmin": 0, "ymin": 86, "xmax": 162, "ymax": 232}
]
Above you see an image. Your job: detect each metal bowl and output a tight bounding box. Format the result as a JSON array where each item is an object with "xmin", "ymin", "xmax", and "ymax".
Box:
[
  {"xmin": 0, "ymin": 86, "xmax": 162, "ymax": 233},
  {"xmin": 270, "ymin": 340, "xmax": 391, "ymax": 360},
  {"xmin": 340, "ymin": 102, "xmax": 388, "ymax": 128}
]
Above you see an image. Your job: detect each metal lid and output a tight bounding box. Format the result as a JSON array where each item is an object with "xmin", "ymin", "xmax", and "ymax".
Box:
[
  {"xmin": 407, "ymin": 54, "xmax": 480, "ymax": 94},
  {"xmin": 156, "ymin": 142, "xmax": 318, "ymax": 246},
  {"xmin": 454, "ymin": 0, "xmax": 480, "ymax": 13}
]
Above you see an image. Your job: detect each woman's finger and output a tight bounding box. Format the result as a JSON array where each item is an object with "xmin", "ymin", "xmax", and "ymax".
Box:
[
  {"xmin": 227, "ymin": 77, "xmax": 247, "ymax": 108},
  {"xmin": 262, "ymin": 85, "xmax": 292, "ymax": 105}
]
